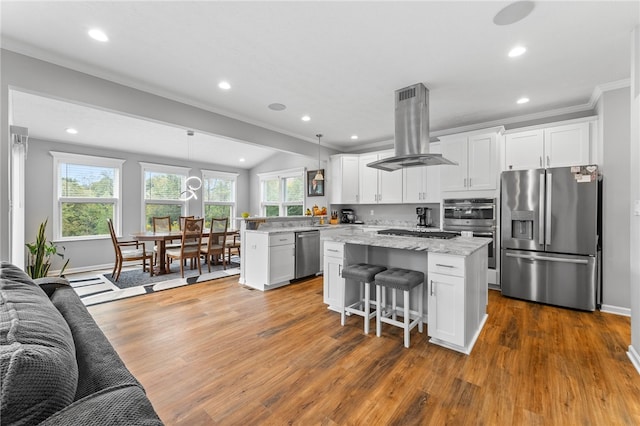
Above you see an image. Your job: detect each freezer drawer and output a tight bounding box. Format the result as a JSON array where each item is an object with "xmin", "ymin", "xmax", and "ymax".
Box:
[{"xmin": 501, "ymin": 249, "xmax": 598, "ymax": 311}]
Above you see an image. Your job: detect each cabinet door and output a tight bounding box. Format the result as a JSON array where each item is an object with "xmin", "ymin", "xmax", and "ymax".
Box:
[
  {"xmin": 358, "ymin": 153, "xmax": 379, "ymax": 204},
  {"xmin": 425, "ymin": 142, "xmax": 441, "ymax": 202},
  {"xmin": 467, "ymin": 133, "xmax": 497, "ymax": 190},
  {"xmin": 377, "ymin": 152, "xmax": 403, "ymax": 204},
  {"xmin": 341, "ymin": 156, "xmax": 360, "ymax": 203},
  {"xmin": 440, "ymin": 138, "xmax": 468, "ymax": 191},
  {"xmin": 544, "ymin": 122, "xmax": 590, "ymax": 168},
  {"xmin": 403, "ymin": 167, "xmax": 426, "ymax": 203},
  {"xmin": 504, "ymin": 130, "xmax": 544, "ymax": 171},
  {"xmin": 427, "ymin": 272, "xmax": 464, "ymax": 346},
  {"xmin": 323, "ymin": 256, "xmax": 343, "ymax": 308},
  {"xmin": 269, "ymin": 244, "xmax": 295, "ymax": 284}
]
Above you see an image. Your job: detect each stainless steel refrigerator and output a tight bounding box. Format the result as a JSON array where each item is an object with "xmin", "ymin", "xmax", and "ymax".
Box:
[{"xmin": 500, "ymin": 166, "xmax": 601, "ymax": 311}]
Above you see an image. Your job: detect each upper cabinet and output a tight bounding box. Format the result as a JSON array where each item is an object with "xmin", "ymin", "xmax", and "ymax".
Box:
[
  {"xmin": 403, "ymin": 142, "xmax": 441, "ymax": 203},
  {"xmin": 358, "ymin": 151, "xmax": 403, "ymax": 204},
  {"xmin": 504, "ymin": 120, "xmax": 594, "ymax": 171},
  {"xmin": 439, "ymin": 127, "xmax": 503, "ymax": 192},
  {"xmin": 330, "ymin": 154, "xmax": 360, "ymax": 204}
]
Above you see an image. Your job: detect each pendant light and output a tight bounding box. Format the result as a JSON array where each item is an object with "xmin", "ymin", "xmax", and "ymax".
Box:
[{"xmin": 314, "ymin": 134, "xmax": 324, "ymax": 181}]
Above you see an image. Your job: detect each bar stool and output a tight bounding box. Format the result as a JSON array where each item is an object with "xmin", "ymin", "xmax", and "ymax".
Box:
[
  {"xmin": 340, "ymin": 263, "xmax": 387, "ymax": 334},
  {"xmin": 375, "ymin": 268, "xmax": 424, "ymax": 348}
]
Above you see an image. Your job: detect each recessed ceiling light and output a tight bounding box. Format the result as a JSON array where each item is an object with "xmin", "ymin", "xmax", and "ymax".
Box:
[
  {"xmin": 218, "ymin": 81, "xmax": 231, "ymax": 90},
  {"xmin": 508, "ymin": 46, "xmax": 527, "ymax": 58},
  {"xmin": 65, "ymin": 128, "xmax": 78, "ymax": 134},
  {"xmin": 493, "ymin": 1, "xmax": 535, "ymax": 26},
  {"xmin": 268, "ymin": 103, "xmax": 287, "ymax": 111},
  {"xmin": 239, "ymin": 158, "xmax": 246, "ymax": 162},
  {"xmin": 88, "ymin": 29, "xmax": 109, "ymax": 42},
  {"xmin": 350, "ymin": 135, "xmax": 359, "ymax": 140},
  {"xmin": 517, "ymin": 97, "xmax": 530, "ymax": 104},
  {"xmin": 301, "ymin": 115, "xmax": 311, "ymax": 122}
]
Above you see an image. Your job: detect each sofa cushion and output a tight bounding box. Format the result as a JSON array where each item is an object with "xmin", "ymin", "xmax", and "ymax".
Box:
[
  {"xmin": 49, "ymin": 286, "xmax": 142, "ymax": 400},
  {"xmin": 0, "ymin": 262, "xmax": 79, "ymax": 425},
  {"xmin": 39, "ymin": 384, "xmax": 164, "ymax": 426}
]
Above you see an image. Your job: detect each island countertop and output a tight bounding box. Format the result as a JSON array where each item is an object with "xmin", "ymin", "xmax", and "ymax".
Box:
[{"xmin": 324, "ymin": 233, "xmax": 490, "ymax": 256}]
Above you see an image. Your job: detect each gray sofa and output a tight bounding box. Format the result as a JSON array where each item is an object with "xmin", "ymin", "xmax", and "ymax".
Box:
[{"xmin": 0, "ymin": 262, "xmax": 163, "ymax": 425}]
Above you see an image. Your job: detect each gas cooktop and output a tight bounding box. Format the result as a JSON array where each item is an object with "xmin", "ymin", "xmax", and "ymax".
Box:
[{"xmin": 377, "ymin": 229, "xmax": 459, "ymax": 239}]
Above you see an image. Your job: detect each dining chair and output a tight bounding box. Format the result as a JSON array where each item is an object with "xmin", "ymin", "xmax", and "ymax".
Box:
[
  {"xmin": 226, "ymin": 233, "xmax": 241, "ymax": 264},
  {"xmin": 178, "ymin": 215, "xmax": 194, "ymax": 230},
  {"xmin": 201, "ymin": 217, "xmax": 228, "ymax": 272},
  {"xmin": 152, "ymin": 216, "xmax": 176, "ymax": 263},
  {"xmin": 107, "ymin": 218, "xmax": 153, "ymax": 281},
  {"xmin": 165, "ymin": 217, "xmax": 204, "ymax": 278}
]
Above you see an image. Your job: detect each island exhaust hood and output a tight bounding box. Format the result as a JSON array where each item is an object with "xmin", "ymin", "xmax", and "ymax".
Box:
[{"xmin": 367, "ymin": 83, "xmax": 457, "ymax": 171}]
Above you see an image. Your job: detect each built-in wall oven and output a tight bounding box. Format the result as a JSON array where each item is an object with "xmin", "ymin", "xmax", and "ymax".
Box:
[{"xmin": 443, "ymin": 198, "xmax": 496, "ymax": 269}]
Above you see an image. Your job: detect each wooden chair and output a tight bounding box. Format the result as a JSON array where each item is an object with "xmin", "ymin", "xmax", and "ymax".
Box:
[
  {"xmin": 152, "ymin": 216, "xmax": 175, "ymax": 262},
  {"xmin": 226, "ymin": 233, "xmax": 241, "ymax": 264},
  {"xmin": 179, "ymin": 215, "xmax": 195, "ymax": 230},
  {"xmin": 166, "ymin": 217, "xmax": 204, "ymax": 278},
  {"xmin": 201, "ymin": 218, "xmax": 228, "ymax": 271},
  {"xmin": 107, "ymin": 218, "xmax": 153, "ymax": 281}
]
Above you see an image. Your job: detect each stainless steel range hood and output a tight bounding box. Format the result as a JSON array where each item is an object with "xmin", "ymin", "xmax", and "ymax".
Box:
[{"xmin": 367, "ymin": 83, "xmax": 457, "ymax": 172}]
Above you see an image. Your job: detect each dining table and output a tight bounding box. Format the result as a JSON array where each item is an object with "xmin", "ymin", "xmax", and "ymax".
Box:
[{"xmin": 131, "ymin": 229, "xmax": 238, "ymax": 275}]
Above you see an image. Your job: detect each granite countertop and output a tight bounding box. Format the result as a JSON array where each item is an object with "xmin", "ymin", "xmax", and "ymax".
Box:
[
  {"xmin": 245, "ymin": 224, "xmax": 359, "ymax": 235},
  {"xmin": 324, "ymin": 233, "xmax": 490, "ymax": 256}
]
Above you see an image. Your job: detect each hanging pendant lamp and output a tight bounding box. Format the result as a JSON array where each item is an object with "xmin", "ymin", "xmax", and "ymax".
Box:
[{"xmin": 314, "ymin": 134, "xmax": 324, "ymax": 181}]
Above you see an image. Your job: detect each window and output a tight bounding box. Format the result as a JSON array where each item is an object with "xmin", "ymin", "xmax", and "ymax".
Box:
[
  {"xmin": 141, "ymin": 162, "xmax": 190, "ymax": 230},
  {"xmin": 258, "ymin": 168, "xmax": 304, "ymax": 217},
  {"xmin": 51, "ymin": 152, "xmax": 124, "ymax": 240},
  {"xmin": 202, "ymin": 170, "xmax": 238, "ymax": 227}
]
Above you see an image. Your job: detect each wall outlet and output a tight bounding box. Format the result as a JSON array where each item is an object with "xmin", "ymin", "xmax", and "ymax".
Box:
[{"xmin": 370, "ymin": 209, "xmax": 374, "ymax": 216}]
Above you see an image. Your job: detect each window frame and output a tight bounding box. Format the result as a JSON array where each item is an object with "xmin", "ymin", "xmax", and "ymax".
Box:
[
  {"xmin": 201, "ymin": 169, "xmax": 239, "ymax": 228},
  {"xmin": 257, "ymin": 168, "xmax": 305, "ymax": 217},
  {"xmin": 140, "ymin": 162, "xmax": 191, "ymax": 230},
  {"xmin": 51, "ymin": 151, "xmax": 125, "ymax": 241}
]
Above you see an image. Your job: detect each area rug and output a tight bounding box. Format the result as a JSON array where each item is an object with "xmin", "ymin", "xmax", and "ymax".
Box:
[{"xmin": 70, "ymin": 257, "xmax": 240, "ymax": 306}]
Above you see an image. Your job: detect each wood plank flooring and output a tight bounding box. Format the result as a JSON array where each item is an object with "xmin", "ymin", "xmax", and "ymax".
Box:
[{"xmin": 87, "ymin": 276, "xmax": 640, "ymax": 425}]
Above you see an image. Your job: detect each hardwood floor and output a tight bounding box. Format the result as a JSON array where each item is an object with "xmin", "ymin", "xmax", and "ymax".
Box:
[{"xmin": 87, "ymin": 276, "xmax": 640, "ymax": 425}]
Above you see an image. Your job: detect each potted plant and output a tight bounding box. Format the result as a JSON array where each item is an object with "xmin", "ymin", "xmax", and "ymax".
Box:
[{"xmin": 25, "ymin": 219, "xmax": 69, "ymax": 278}]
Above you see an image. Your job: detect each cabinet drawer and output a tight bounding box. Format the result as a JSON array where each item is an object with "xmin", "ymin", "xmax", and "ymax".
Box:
[
  {"xmin": 428, "ymin": 253, "xmax": 465, "ymax": 277},
  {"xmin": 324, "ymin": 241, "xmax": 344, "ymax": 258},
  {"xmin": 269, "ymin": 233, "xmax": 295, "ymax": 246}
]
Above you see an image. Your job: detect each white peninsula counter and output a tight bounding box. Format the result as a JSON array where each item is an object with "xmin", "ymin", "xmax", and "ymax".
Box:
[{"xmin": 323, "ymin": 232, "xmax": 490, "ymax": 355}]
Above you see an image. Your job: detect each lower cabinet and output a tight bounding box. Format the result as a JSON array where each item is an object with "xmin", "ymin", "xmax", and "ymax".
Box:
[
  {"xmin": 427, "ymin": 251, "xmax": 487, "ymax": 354},
  {"xmin": 244, "ymin": 232, "xmax": 295, "ymax": 290},
  {"xmin": 323, "ymin": 241, "xmax": 344, "ymax": 311}
]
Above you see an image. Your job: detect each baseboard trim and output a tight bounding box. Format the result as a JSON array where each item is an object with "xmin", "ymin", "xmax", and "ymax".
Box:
[
  {"xmin": 628, "ymin": 345, "xmax": 640, "ymax": 375},
  {"xmin": 600, "ymin": 304, "xmax": 631, "ymax": 317}
]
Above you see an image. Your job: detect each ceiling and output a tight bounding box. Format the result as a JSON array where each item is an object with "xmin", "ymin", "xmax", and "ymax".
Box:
[{"xmin": 1, "ymin": 1, "xmax": 638, "ymax": 168}]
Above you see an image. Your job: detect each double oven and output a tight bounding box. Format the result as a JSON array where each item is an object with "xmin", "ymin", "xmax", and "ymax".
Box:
[{"xmin": 443, "ymin": 198, "xmax": 496, "ymax": 269}]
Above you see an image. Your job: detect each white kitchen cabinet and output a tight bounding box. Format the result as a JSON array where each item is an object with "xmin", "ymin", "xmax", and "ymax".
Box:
[
  {"xmin": 244, "ymin": 232, "xmax": 295, "ymax": 290},
  {"xmin": 403, "ymin": 142, "xmax": 441, "ymax": 203},
  {"xmin": 440, "ymin": 128, "xmax": 502, "ymax": 192},
  {"xmin": 427, "ymin": 251, "xmax": 487, "ymax": 354},
  {"xmin": 323, "ymin": 241, "xmax": 344, "ymax": 311},
  {"xmin": 504, "ymin": 120, "xmax": 592, "ymax": 171},
  {"xmin": 358, "ymin": 151, "xmax": 403, "ymax": 204},
  {"xmin": 319, "ymin": 227, "xmax": 345, "ymax": 273},
  {"xmin": 330, "ymin": 154, "xmax": 359, "ymax": 204}
]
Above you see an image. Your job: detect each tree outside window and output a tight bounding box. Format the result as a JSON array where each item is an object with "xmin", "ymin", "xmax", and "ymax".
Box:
[
  {"xmin": 258, "ymin": 169, "xmax": 304, "ymax": 216},
  {"xmin": 141, "ymin": 163, "xmax": 189, "ymax": 230},
  {"xmin": 52, "ymin": 152, "xmax": 124, "ymax": 240},
  {"xmin": 202, "ymin": 170, "xmax": 238, "ymax": 227}
]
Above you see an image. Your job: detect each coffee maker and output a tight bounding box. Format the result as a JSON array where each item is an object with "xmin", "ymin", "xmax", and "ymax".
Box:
[
  {"xmin": 416, "ymin": 207, "xmax": 432, "ymax": 228},
  {"xmin": 341, "ymin": 209, "xmax": 356, "ymax": 224}
]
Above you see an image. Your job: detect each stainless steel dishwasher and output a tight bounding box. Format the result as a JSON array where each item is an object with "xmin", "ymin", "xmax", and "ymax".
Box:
[{"xmin": 295, "ymin": 230, "xmax": 320, "ymax": 279}]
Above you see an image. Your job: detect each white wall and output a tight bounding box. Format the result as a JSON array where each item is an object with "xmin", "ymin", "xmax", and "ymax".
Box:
[
  {"xmin": 0, "ymin": 49, "xmax": 338, "ymax": 261},
  {"xmin": 629, "ymin": 26, "xmax": 640, "ymax": 372},
  {"xmin": 598, "ymin": 88, "xmax": 632, "ymax": 310}
]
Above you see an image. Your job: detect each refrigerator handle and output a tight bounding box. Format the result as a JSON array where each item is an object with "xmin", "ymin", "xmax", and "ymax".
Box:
[
  {"xmin": 546, "ymin": 173, "xmax": 552, "ymax": 245},
  {"xmin": 538, "ymin": 172, "xmax": 545, "ymax": 246}
]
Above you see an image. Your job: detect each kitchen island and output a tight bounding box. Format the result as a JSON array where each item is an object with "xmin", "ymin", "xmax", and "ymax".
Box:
[{"xmin": 323, "ymin": 232, "xmax": 490, "ymax": 355}]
